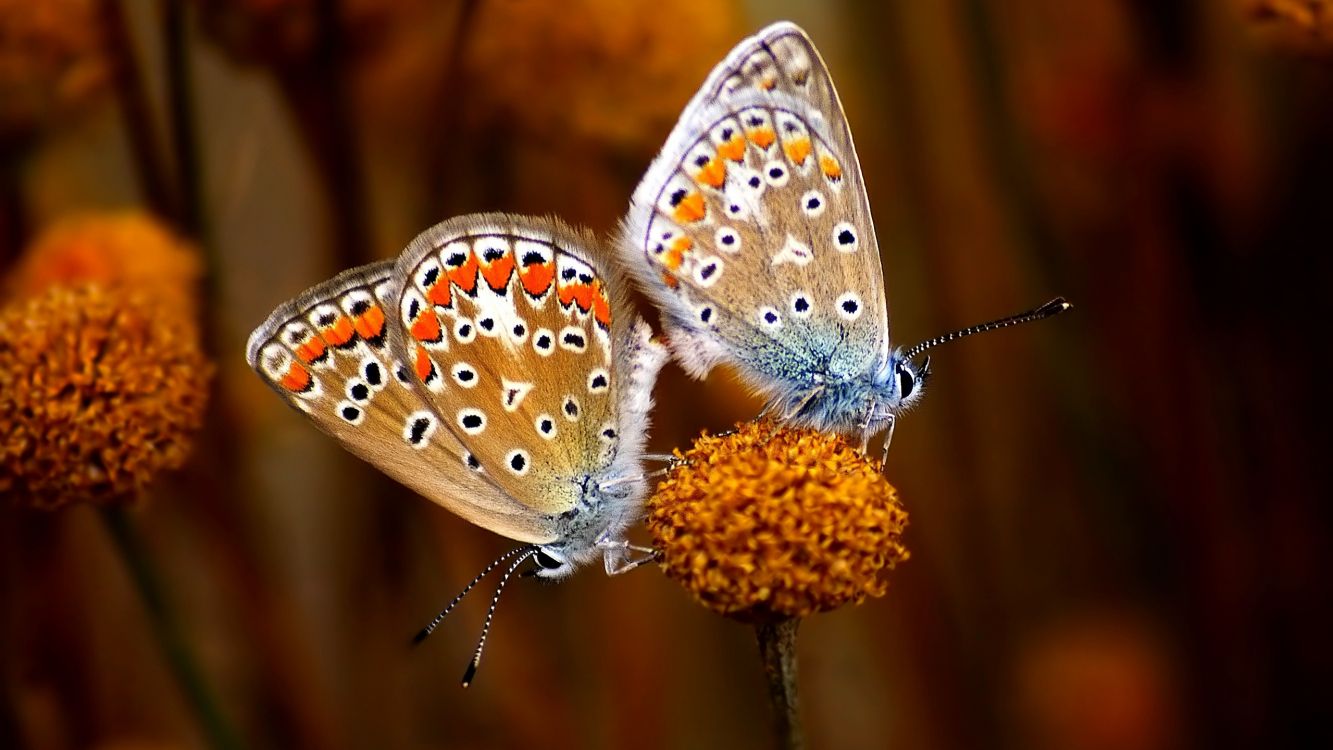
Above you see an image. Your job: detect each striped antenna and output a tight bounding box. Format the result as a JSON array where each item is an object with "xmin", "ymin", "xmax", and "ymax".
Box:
[
  {"xmin": 901, "ymin": 297, "xmax": 1071, "ymax": 362},
  {"xmin": 412, "ymin": 545, "xmax": 535, "ymax": 646},
  {"xmin": 461, "ymin": 547, "xmax": 539, "ymax": 687}
]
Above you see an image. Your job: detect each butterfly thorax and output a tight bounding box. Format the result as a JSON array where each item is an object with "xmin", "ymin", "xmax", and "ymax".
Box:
[{"xmin": 779, "ymin": 350, "xmax": 928, "ymax": 435}]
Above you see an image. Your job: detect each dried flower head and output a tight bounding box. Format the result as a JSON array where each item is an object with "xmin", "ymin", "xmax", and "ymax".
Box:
[
  {"xmin": 0, "ymin": 0, "xmax": 108, "ymax": 145},
  {"xmin": 1244, "ymin": 0, "xmax": 1333, "ymax": 48},
  {"xmin": 648, "ymin": 422, "xmax": 909, "ymax": 621},
  {"xmin": 464, "ymin": 0, "xmax": 742, "ymax": 153},
  {"xmin": 0, "ymin": 284, "xmax": 212, "ymax": 509},
  {"xmin": 8, "ymin": 211, "xmax": 203, "ymax": 315}
]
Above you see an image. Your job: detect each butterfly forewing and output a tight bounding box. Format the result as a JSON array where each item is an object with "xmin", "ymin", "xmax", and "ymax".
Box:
[
  {"xmin": 391, "ymin": 216, "xmax": 642, "ymax": 516},
  {"xmin": 246, "ymin": 263, "xmax": 561, "ymax": 544},
  {"xmin": 622, "ymin": 22, "xmax": 888, "ymax": 393}
]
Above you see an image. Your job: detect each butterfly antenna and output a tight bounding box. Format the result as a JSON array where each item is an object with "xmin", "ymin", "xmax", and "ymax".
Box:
[
  {"xmin": 412, "ymin": 546, "xmax": 535, "ymax": 646},
  {"xmin": 901, "ymin": 297, "xmax": 1071, "ymax": 362},
  {"xmin": 461, "ymin": 547, "xmax": 539, "ymax": 687}
]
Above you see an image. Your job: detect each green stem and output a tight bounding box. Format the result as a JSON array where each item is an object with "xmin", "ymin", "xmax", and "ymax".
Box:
[
  {"xmin": 755, "ymin": 617, "xmax": 803, "ymax": 750},
  {"xmin": 101, "ymin": 507, "xmax": 243, "ymax": 750}
]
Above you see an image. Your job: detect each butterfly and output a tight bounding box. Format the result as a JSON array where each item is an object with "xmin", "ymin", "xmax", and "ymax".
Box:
[
  {"xmin": 620, "ymin": 21, "xmax": 1068, "ymax": 451},
  {"xmin": 247, "ymin": 214, "xmax": 667, "ymax": 683}
]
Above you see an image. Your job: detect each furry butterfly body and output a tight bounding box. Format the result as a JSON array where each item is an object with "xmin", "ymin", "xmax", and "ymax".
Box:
[{"xmin": 247, "ymin": 214, "xmax": 666, "ymax": 578}]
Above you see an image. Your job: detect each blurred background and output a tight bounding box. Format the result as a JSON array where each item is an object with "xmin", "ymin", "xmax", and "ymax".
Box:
[{"xmin": 3, "ymin": 0, "xmax": 1332, "ymax": 748}]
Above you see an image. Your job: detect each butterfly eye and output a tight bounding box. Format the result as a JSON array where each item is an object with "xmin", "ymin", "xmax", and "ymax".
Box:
[
  {"xmin": 534, "ymin": 550, "xmax": 563, "ymax": 570},
  {"xmin": 896, "ymin": 364, "xmax": 916, "ymax": 399}
]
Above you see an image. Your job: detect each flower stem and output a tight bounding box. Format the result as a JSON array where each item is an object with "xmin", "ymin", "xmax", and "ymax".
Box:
[
  {"xmin": 101, "ymin": 507, "xmax": 243, "ymax": 750},
  {"xmin": 755, "ymin": 617, "xmax": 804, "ymax": 750}
]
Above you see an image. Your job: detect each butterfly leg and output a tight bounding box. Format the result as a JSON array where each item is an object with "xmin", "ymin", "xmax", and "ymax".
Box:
[
  {"xmin": 599, "ymin": 538, "xmax": 662, "ymax": 575},
  {"xmin": 878, "ymin": 414, "xmax": 897, "ymax": 467}
]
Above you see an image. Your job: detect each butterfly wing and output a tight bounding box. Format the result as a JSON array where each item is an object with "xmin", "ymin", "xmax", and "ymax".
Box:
[
  {"xmin": 622, "ymin": 22, "xmax": 888, "ymax": 399},
  {"xmin": 246, "ymin": 262, "xmax": 562, "ymax": 544},
  {"xmin": 391, "ymin": 214, "xmax": 666, "ymax": 524}
]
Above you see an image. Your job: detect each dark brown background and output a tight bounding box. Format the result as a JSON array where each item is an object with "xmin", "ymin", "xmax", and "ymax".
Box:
[{"xmin": 3, "ymin": 1, "xmax": 1331, "ymax": 748}]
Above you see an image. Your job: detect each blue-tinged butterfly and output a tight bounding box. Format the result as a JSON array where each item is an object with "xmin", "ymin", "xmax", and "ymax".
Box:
[
  {"xmin": 247, "ymin": 214, "xmax": 667, "ymax": 684},
  {"xmin": 620, "ymin": 22, "xmax": 1068, "ymax": 451}
]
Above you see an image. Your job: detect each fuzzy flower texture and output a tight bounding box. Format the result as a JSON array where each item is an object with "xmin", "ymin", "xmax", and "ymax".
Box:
[
  {"xmin": 0, "ymin": 285, "xmax": 211, "ymax": 509},
  {"xmin": 1, "ymin": 212, "xmax": 211, "ymax": 510},
  {"xmin": 649, "ymin": 422, "xmax": 909, "ymax": 621}
]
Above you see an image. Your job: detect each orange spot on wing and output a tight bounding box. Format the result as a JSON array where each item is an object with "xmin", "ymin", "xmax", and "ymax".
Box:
[
  {"xmin": 480, "ymin": 252, "xmax": 515, "ymax": 292},
  {"xmin": 519, "ymin": 259, "xmax": 555, "ymax": 297},
  {"xmin": 783, "ymin": 136, "xmax": 811, "ymax": 165},
  {"xmin": 321, "ymin": 316, "xmax": 356, "ymax": 346},
  {"xmin": 426, "ymin": 278, "xmax": 452, "ymax": 307},
  {"xmin": 294, "ymin": 336, "xmax": 325, "ymax": 364},
  {"xmin": 413, "ymin": 346, "xmax": 433, "ymax": 382},
  {"xmin": 662, "ymin": 271, "xmax": 679, "ymax": 289},
  {"xmin": 672, "ymin": 191, "xmax": 707, "ymax": 223},
  {"xmin": 279, "ymin": 361, "xmax": 312, "ymax": 392},
  {"xmin": 592, "ymin": 283, "xmax": 612, "ymax": 328},
  {"xmin": 695, "ymin": 157, "xmax": 726, "ymax": 188},
  {"xmin": 558, "ymin": 281, "xmax": 595, "ymax": 312},
  {"xmin": 820, "ymin": 154, "xmax": 843, "ymax": 180},
  {"xmin": 748, "ymin": 126, "xmax": 776, "ymax": 149},
  {"xmin": 409, "ymin": 310, "xmax": 442, "ymax": 342},
  {"xmin": 759, "ymin": 77, "xmax": 776, "ymax": 90},
  {"xmin": 717, "ymin": 135, "xmax": 746, "ymax": 162},
  {"xmin": 661, "ymin": 236, "xmax": 692, "ymax": 271},
  {"xmin": 447, "ymin": 252, "xmax": 479, "ymax": 294},
  {"xmin": 352, "ymin": 305, "xmax": 385, "ymax": 341}
]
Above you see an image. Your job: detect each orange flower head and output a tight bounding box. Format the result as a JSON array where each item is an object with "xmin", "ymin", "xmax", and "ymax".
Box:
[
  {"xmin": 0, "ymin": 284, "xmax": 212, "ymax": 509},
  {"xmin": 648, "ymin": 421, "xmax": 909, "ymax": 622},
  {"xmin": 8, "ymin": 211, "xmax": 203, "ymax": 315}
]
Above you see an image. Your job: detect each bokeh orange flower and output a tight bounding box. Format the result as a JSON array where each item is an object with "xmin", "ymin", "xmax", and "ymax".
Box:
[
  {"xmin": 0, "ymin": 0, "xmax": 108, "ymax": 145},
  {"xmin": 7, "ymin": 211, "xmax": 203, "ymax": 316},
  {"xmin": 648, "ymin": 421, "xmax": 909, "ymax": 621},
  {"xmin": 0, "ymin": 284, "xmax": 212, "ymax": 510},
  {"xmin": 1243, "ymin": 0, "xmax": 1333, "ymax": 47},
  {"xmin": 463, "ymin": 0, "xmax": 742, "ymax": 154}
]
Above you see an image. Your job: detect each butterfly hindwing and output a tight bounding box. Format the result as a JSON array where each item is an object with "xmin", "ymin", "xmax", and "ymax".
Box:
[
  {"xmin": 391, "ymin": 214, "xmax": 665, "ymax": 519},
  {"xmin": 246, "ymin": 262, "xmax": 562, "ymax": 544},
  {"xmin": 622, "ymin": 22, "xmax": 888, "ymax": 397}
]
